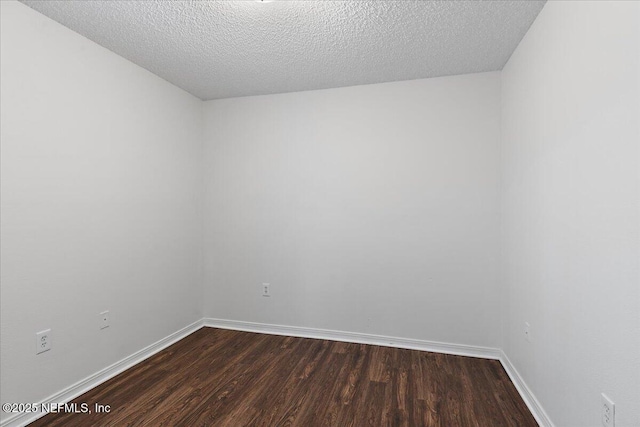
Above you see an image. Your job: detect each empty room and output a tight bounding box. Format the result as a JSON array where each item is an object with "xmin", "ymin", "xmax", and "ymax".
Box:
[{"xmin": 1, "ymin": 1, "xmax": 638, "ymax": 426}]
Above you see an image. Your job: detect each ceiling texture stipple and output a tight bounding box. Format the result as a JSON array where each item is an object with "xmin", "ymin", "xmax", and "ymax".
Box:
[{"xmin": 20, "ymin": 1, "xmax": 545, "ymax": 101}]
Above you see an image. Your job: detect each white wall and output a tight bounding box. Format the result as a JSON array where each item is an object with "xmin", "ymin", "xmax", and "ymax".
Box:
[
  {"xmin": 501, "ymin": 1, "xmax": 640, "ymax": 426},
  {"xmin": 202, "ymin": 72, "xmax": 501, "ymax": 348},
  {"xmin": 0, "ymin": 1, "xmax": 203, "ymax": 421}
]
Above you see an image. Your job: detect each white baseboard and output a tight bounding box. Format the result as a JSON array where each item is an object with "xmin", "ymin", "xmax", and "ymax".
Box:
[
  {"xmin": 204, "ymin": 318, "xmax": 554, "ymax": 426},
  {"xmin": 3, "ymin": 318, "xmax": 552, "ymax": 427},
  {"xmin": 499, "ymin": 351, "xmax": 554, "ymax": 427},
  {"xmin": 0, "ymin": 319, "xmax": 204, "ymax": 427},
  {"xmin": 202, "ymin": 317, "xmax": 502, "ymax": 360}
]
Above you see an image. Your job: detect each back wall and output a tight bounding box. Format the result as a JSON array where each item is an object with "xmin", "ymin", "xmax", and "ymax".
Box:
[{"xmin": 202, "ymin": 72, "xmax": 501, "ymax": 347}]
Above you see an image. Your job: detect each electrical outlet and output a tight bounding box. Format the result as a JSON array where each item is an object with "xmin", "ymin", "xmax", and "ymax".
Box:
[
  {"xmin": 601, "ymin": 393, "xmax": 615, "ymax": 427},
  {"xmin": 262, "ymin": 283, "xmax": 270, "ymax": 297},
  {"xmin": 100, "ymin": 310, "xmax": 110, "ymax": 329},
  {"xmin": 36, "ymin": 329, "xmax": 52, "ymax": 354},
  {"xmin": 524, "ymin": 322, "xmax": 531, "ymax": 342}
]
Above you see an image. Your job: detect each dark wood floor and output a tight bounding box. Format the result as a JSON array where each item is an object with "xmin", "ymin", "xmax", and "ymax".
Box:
[{"xmin": 30, "ymin": 328, "xmax": 537, "ymax": 427}]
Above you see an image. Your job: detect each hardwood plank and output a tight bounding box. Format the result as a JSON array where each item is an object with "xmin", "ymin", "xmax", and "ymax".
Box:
[{"xmin": 29, "ymin": 328, "xmax": 538, "ymax": 427}]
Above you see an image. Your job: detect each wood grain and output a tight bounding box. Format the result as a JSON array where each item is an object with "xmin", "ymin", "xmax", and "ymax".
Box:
[{"xmin": 29, "ymin": 328, "xmax": 537, "ymax": 426}]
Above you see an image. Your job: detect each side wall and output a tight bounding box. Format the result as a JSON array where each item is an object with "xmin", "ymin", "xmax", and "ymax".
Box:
[
  {"xmin": 0, "ymin": 1, "xmax": 203, "ymax": 420},
  {"xmin": 202, "ymin": 72, "xmax": 502, "ymax": 348},
  {"xmin": 501, "ymin": 1, "xmax": 640, "ymax": 426}
]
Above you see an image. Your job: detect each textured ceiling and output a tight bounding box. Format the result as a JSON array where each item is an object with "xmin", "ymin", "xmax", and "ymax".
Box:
[{"xmin": 20, "ymin": 0, "xmax": 545, "ymax": 100}]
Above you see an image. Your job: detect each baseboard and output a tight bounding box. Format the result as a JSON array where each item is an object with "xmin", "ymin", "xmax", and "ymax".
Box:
[
  {"xmin": 499, "ymin": 351, "xmax": 554, "ymax": 427},
  {"xmin": 0, "ymin": 319, "xmax": 204, "ymax": 427},
  {"xmin": 204, "ymin": 318, "xmax": 555, "ymax": 425},
  {"xmin": 202, "ymin": 317, "xmax": 502, "ymax": 360},
  {"xmin": 2, "ymin": 318, "xmax": 552, "ymax": 427}
]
